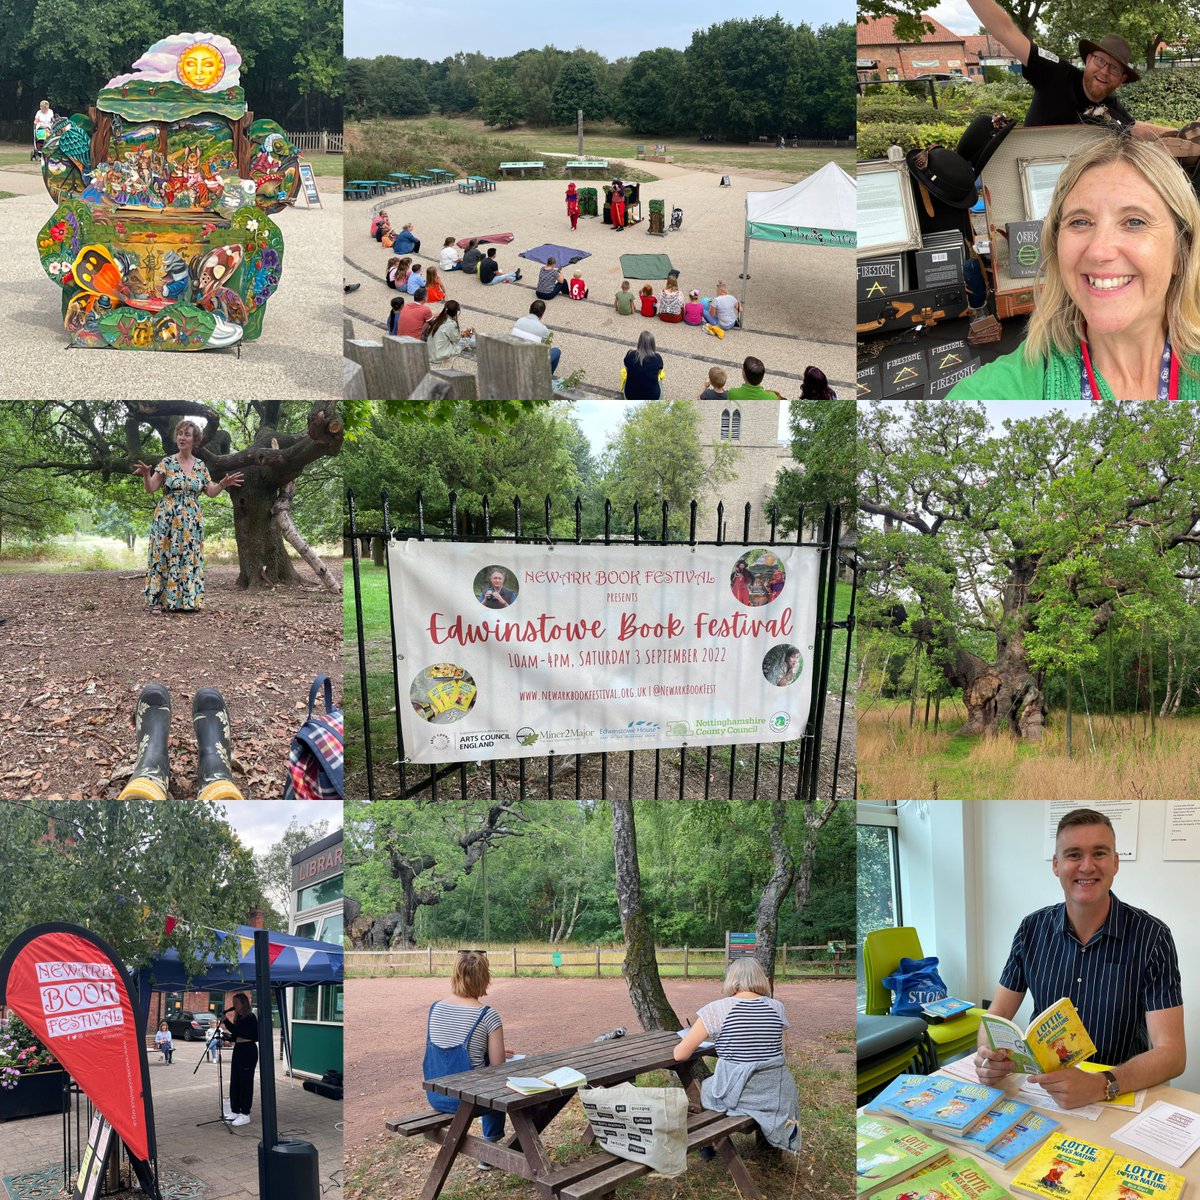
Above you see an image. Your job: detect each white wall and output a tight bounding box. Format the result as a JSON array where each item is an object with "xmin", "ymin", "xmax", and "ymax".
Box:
[{"xmin": 896, "ymin": 801, "xmax": 1200, "ymax": 1093}]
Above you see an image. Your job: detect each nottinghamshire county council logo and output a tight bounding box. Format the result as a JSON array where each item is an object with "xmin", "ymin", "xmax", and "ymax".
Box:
[{"xmin": 666, "ymin": 720, "xmax": 690, "ymax": 738}]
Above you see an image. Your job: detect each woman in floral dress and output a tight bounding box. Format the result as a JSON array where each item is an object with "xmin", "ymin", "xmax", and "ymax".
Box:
[{"xmin": 133, "ymin": 417, "xmax": 243, "ymax": 613}]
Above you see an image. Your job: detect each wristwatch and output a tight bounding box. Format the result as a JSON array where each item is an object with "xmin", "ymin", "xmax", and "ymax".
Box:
[{"xmin": 1101, "ymin": 1070, "xmax": 1120, "ymax": 1101}]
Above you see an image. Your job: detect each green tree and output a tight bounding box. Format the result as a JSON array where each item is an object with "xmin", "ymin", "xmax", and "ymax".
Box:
[
  {"xmin": 1042, "ymin": 0, "xmax": 1198, "ymax": 72},
  {"xmin": 512, "ymin": 46, "xmax": 569, "ymax": 126},
  {"xmin": 601, "ymin": 401, "xmax": 739, "ymax": 538},
  {"xmin": 480, "ymin": 75, "xmax": 526, "ymax": 128},
  {"xmin": 344, "ymin": 58, "xmax": 371, "ymax": 119},
  {"xmin": 256, "ymin": 816, "xmax": 332, "ymax": 915},
  {"xmin": 550, "ymin": 55, "xmax": 607, "ymax": 124},
  {"xmin": 771, "ymin": 398, "xmax": 857, "ymax": 526},
  {"xmin": 11, "ymin": 401, "xmax": 342, "ymax": 589},
  {"xmin": 0, "ymin": 802, "xmax": 265, "ymax": 978},
  {"xmin": 807, "ymin": 24, "xmax": 856, "ymax": 137},
  {"xmin": 616, "ymin": 48, "xmax": 687, "ymax": 134},
  {"xmin": 859, "ymin": 399, "xmax": 1200, "ymax": 739},
  {"xmin": 0, "ymin": 403, "xmax": 85, "ymax": 552},
  {"xmin": 366, "ymin": 55, "xmax": 430, "ymax": 117}
]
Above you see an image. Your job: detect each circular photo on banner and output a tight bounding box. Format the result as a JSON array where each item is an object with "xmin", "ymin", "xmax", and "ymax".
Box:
[
  {"xmin": 410, "ymin": 662, "xmax": 478, "ymax": 724},
  {"xmin": 762, "ymin": 643, "xmax": 803, "ymax": 688},
  {"xmin": 474, "ymin": 564, "xmax": 518, "ymax": 610},
  {"xmin": 729, "ymin": 549, "xmax": 785, "ymax": 608}
]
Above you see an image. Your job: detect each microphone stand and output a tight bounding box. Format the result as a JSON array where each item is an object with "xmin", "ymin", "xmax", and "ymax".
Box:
[{"xmin": 194, "ymin": 1025, "xmax": 233, "ymax": 1134}]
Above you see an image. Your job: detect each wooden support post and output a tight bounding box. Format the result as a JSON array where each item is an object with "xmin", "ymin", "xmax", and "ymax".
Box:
[
  {"xmin": 382, "ymin": 335, "xmax": 433, "ymax": 398},
  {"xmin": 684, "ymin": 945, "xmax": 689, "ymax": 978},
  {"xmin": 596, "ymin": 945, "xmax": 601, "ymax": 978},
  {"xmin": 428, "ymin": 946, "xmax": 433, "ymax": 974},
  {"xmin": 344, "ymin": 339, "xmax": 386, "ymax": 398},
  {"xmin": 476, "ymin": 334, "xmax": 553, "ymax": 401},
  {"xmin": 512, "ymin": 946, "xmax": 518, "ymax": 977},
  {"xmin": 343, "ymin": 358, "xmax": 367, "ymax": 401}
]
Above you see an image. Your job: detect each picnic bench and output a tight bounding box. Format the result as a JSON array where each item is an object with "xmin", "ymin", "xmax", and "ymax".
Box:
[
  {"xmin": 460, "ymin": 175, "xmax": 496, "ymax": 193},
  {"xmin": 425, "ymin": 167, "xmax": 454, "ymax": 182},
  {"xmin": 386, "ymin": 1029, "xmax": 763, "ymax": 1200},
  {"xmin": 343, "ymin": 183, "xmax": 370, "ymax": 200},
  {"xmin": 499, "ymin": 160, "xmax": 546, "ymax": 176},
  {"xmin": 565, "ymin": 160, "xmax": 609, "ymax": 175}
]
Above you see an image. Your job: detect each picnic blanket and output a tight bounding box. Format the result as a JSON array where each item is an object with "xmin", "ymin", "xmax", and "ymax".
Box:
[
  {"xmin": 620, "ymin": 253, "xmax": 675, "ymax": 279},
  {"xmin": 519, "ymin": 242, "xmax": 591, "ymax": 266},
  {"xmin": 455, "ymin": 233, "xmax": 514, "ymax": 248}
]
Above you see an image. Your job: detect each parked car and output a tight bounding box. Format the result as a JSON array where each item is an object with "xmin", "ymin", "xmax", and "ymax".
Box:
[
  {"xmin": 913, "ymin": 71, "xmax": 970, "ymax": 86},
  {"xmin": 166, "ymin": 1011, "xmax": 219, "ymax": 1041}
]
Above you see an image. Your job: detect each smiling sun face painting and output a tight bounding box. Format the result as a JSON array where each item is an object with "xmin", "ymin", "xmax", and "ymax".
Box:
[{"xmin": 177, "ymin": 42, "xmax": 226, "ymax": 90}]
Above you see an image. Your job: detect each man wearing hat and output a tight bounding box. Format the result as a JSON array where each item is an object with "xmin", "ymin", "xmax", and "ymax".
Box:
[{"xmin": 963, "ymin": 0, "xmax": 1173, "ymax": 138}]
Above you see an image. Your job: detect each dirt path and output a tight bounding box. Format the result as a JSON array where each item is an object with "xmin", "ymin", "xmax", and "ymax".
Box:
[
  {"xmin": 1, "ymin": 561, "xmax": 341, "ymax": 799},
  {"xmin": 344, "ymin": 975, "xmax": 854, "ymax": 1148}
]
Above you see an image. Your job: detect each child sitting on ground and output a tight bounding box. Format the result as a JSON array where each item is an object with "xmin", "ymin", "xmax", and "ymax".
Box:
[
  {"xmin": 698, "ymin": 366, "xmax": 727, "ymax": 399},
  {"xmin": 568, "ymin": 270, "xmax": 589, "ymax": 300},
  {"xmin": 638, "ymin": 284, "xmax": 657, "ymax": 317},
  {"xmin": 371, "ymin": 210, "xmax": 389, "ymax": 242},
  {"xmin": 425, "ymin": 266, "xmax": 446, "ymax": 303},
  {"xmin": 657, "ymin": 277, "xmax": 683, "ymax": 323},
  {"xmin": 386, "ymin": 295, "xmax": 405, "ymax": 336},
  {"xmin": 683, "ymin": 289, "xmax": 705, "ymax": 326},
  {"xmin": 614, "ymin": 280, "xmax": 635, "ymax": 315}
]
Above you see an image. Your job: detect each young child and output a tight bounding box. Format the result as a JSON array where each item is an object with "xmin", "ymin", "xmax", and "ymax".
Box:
[
  {"xmin": 614, "ymin": 280, "xmax": 635, "ymax": 315},
  {"xmin": 565, "ymin": 181, "xmax": 580, "ymax": 231},
  {"xmin": 683, "ymin": 289, "xmax": 705, "ymax": 325},
  {"xmin": 155, "ymin": 1021, "xmax": 174, "ymax": 1064},
  {"xmin": 568, "ymin": 270, "xmax": 589, "ymax": 300},
  {"xmin": 638, "ymin": 284, "xmax": 657, "ymax": 317},
  {"xmin": 425, "ymin": 266, "xmax": 446, "ymax": 303},
  {"xmin": 386, "ymin": 295, "xmax": 405, "ymax": 335},
  {"xmin": 698, "ymin": 367, "xmax": 727, "ymax": 399}
]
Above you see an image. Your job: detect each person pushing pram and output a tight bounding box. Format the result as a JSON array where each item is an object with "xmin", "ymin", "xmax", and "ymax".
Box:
[{"xmin": 32, "ymin": 100, "xmax": 54, "ymax": 163}]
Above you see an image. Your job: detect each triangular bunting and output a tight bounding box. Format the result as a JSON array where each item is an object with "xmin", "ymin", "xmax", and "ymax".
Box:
[
  {"xmin": 164, "ymin": 916, "xmax": 177, "ymax": 936},
  {"xmin": 238, "ymin": 936, "xmax": 254, "ymax": 959},
  {"xmin": 294, "ymin": 947, "xmax": 316, "ymax": 971},
  {"xmin": 267, "ymin": 943, "xmax": 285, "ymax": 964}
]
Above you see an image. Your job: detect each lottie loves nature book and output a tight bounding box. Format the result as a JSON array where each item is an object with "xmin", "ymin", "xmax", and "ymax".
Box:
[{"xmin": 980, "ymin": 997, "xmax": 1096, "ymax": 1074}]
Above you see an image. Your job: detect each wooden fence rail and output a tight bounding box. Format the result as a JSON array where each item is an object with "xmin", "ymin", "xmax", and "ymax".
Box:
[
  {"xmin": 286, "ymin": 130, "xmax": 343, "ymax": 153},
  {"xmin": 346, "ymin": 944, "xmax": 855, "ymax": 980}
]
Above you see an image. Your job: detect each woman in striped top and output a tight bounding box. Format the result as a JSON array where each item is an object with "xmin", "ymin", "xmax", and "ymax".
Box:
[
  {"xmin": 674, "ymin": 958, "xmax": 801, "ymax": 1153},
  {"xmin": 423, "ymin": 950, "xmax": 509, "ymax": 1169}
]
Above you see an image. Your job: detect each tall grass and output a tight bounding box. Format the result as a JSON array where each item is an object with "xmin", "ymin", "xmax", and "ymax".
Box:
[{"xmin": 858, "ymin": 704, "xmax": 1200, "ymax": 799}]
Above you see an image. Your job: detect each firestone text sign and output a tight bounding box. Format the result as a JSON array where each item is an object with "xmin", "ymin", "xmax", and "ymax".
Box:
[{"xmin": 390, "ymin": 540, "xmax": 820, "ymax": 764}]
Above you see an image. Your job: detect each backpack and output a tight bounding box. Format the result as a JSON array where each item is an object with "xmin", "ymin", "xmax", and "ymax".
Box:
[
  {"xmin": 423, "ymin": 1004, "xmax": 492, "ymax": 1114},
  {"xmin": 284, "ymin": 676, "xmax": 343, "ymax": 800}
]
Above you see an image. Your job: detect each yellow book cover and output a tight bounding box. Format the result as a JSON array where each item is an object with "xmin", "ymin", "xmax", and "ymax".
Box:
[
  {"xmin": 1078, "ymin": 1063, "xmax": 1139, "ymax": 1108},
  {"xmin": 981, "ymin": 997, "xmax": 1096, "ymax": 1074},
  {"xmin": 1091, "ymin": 1156, "xmax": 1186, "ymax": 1200},
  {"xmin": 1013, "ymin": 1134, "xmax": 1113, "ymax": 1200}
]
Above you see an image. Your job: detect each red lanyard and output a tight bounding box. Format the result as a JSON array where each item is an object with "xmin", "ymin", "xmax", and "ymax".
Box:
[{"xmin": 1081, "ymin": 338, "xmax": 1178, "ymax": 400}]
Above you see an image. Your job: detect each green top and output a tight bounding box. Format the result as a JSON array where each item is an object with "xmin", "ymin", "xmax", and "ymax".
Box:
[
  {"xmin": 948, "ymin": 342, "xmax": 1200, "ymax": 399},
  {"xmin": 727, "ymin": 382, "xmax": 778, "ymax": 401}
]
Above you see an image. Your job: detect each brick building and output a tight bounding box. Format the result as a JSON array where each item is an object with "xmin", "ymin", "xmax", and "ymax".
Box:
[{"xmin": 857, "ymin": 14, "xmax": 975, "ymax": 82}]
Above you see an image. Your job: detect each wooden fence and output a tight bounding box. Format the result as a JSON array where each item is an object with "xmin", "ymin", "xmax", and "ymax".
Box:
[
  {"xmin": 347, "ymin": 943, "xmax": 855, "ymax": 980},
  {"xmin": 287, "ymin": 130, "xmax": 343, "ymax": 153},
  {"xmin": 343, "ymin": 317, "xmax": 599, "ymax": 402}
]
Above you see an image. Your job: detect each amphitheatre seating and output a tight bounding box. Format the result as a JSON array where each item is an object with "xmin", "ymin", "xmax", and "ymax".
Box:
[{"xmin": 499, "ymin": 160, "xmax": 546, "ymax": 176}]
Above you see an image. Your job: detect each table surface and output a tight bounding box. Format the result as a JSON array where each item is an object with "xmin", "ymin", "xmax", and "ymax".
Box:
[
  {"xmin": 922, "ymin": 1072, "xmax": 1200, "ymax": 1190},
  {"xmin": 425, "ymin": 1029, "xmax": 694, "ymax": 1113}
]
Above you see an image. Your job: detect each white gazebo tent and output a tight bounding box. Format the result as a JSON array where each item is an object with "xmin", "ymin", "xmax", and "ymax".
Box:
[{"xmin": 739, "ymin": 161, "xmax": 857, "ymax": 327}]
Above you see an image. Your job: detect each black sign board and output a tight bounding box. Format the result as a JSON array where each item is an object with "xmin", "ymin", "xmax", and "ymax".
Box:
[{"xmin": 857, "ymin": 256, "xmax": 903, "ymax": 303}]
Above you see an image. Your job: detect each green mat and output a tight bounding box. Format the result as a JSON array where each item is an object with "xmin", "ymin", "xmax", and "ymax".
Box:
[{"xmin": 619, "ymin": 253, "xmax": 675, "ymax": 279}]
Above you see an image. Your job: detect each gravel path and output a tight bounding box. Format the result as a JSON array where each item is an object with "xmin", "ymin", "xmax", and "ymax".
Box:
[
  {"xmin": 0, "ymin": 165, "xmax": 342, "ymax": 402},
  {"xmin": 343, "ymin": 158, "xmax": 855, "ymax": 399}
]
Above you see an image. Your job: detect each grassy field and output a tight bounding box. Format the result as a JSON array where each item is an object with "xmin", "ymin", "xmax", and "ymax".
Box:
[
  {"xmin": 345, "ymin": 117, "xmax": 853, "ymax": 182},
  {"xmin": 346, "ymin": 1034, "xmax": 853, "ymax": 1200},
  {"xmin": 344, "ymin": 557, "xmax": 854, "ymax": 798},
  {"xmin": 858, "ymin": 702, "xmax": 1200, "ymax": 799}
]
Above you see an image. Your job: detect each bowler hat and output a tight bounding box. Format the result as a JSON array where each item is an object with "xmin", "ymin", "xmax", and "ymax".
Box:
[
  {"xmin": 905, "ymin": 146, "xmax": 979, "ymax": 209},
  {"xmin": 1078, "ymin": 34, "xmax": 1139, "ymax": 82}
]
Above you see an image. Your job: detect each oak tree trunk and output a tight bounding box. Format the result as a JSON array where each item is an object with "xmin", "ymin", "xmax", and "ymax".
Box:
[
  {"xmin": 232, "ymin": 478, "xmax": 300, "ymax": 589},
  {"xmin": 612, "ymin": 796, "xmax": 681, "ymax": 1031}
]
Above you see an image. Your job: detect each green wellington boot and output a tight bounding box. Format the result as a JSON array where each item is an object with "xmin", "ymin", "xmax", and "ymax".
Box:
[
  {"xmin": 119, "ymin": 683, "xmax": 173, "ymax": 801},
  {"xmin": 192, "ymin": 687, "xmax": 244, "ymax": 801}
]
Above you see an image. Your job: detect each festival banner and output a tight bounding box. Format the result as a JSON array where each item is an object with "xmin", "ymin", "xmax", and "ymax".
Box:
[
  {"xmin": 0, "ymin": 923, "xmax": 156, "ymax": 1163},
  {"xmin": 389, "ymin": 540, "xmax": 821, "ymax": 763}
]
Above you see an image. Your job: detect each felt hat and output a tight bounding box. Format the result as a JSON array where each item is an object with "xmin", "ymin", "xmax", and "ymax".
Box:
[
  {"xmin": 905, "ymin": 146, "xmax": 978, "ymax": 209},
  {"xmin": 1078, "ymin": 34, "xmax": 1139, "ymax": 81},
  {"xmin": 955, "ymin": 112, "xmax": 1017, "ymax": 177}
]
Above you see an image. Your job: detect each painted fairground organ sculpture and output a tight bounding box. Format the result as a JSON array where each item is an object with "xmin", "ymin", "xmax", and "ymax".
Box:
[{"xmin": 36, "ymin": 33, "xmax": 300, "ymax": 351}]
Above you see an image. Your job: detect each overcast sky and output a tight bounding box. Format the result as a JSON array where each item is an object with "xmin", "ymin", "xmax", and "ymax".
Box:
[
  {"xmin": 572, "ymin": 401, "xmax": 787, "ymax": 456},
  {"xmin": 218, "ymin": 801, "xmax": 342, "ymax": 857},
  {"xmin": 344, "ymin": 1, "xmax": 853, "ymax": 61},
  {"xmin": 925, "ymin": 0, "xmax": 982, "ymax": 35}
]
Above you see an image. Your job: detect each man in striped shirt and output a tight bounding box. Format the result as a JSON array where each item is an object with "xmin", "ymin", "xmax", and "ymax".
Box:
[{"xmin": 974, "ymin": 807, "xmax": 1185, "ymax": 1109}]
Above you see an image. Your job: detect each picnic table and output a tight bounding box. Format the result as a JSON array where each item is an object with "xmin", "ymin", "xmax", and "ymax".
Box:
[
  {"xmin": 388, "ymin": 1029, "xmax": 763, "ymax": 1200},
  {"xmin": 389, "ymin": 173, "xmax": 419, "ymax": 188},
  {"xmin": 425, "ymin": 168, "xmax": 454, "ymax": 181},
  {"xmin": 348, "ymin": 179, "xmax": 383, "ymax": 196},
  {"xmin": 465, "ymin": 175, "xmax": 496, "ymax": 192}
]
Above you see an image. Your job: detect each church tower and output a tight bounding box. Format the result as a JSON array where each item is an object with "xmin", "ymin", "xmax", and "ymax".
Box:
[{"xmin": 694, "ymin": 399, "xmax": 792, "ymax": 540}]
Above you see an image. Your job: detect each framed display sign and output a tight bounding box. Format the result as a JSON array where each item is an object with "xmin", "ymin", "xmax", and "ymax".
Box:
[
  {"xmin": 1018, "ymin": 156, "xmax": 1068, "ymax": 220},
  {"xmin": 858, "ymin": 162, "xmax": 922, "ymax": 256}
]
